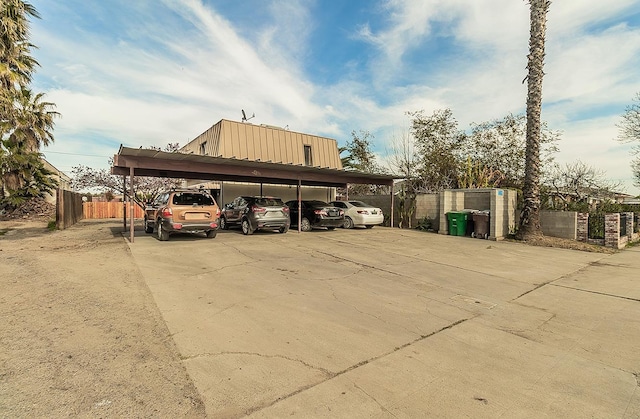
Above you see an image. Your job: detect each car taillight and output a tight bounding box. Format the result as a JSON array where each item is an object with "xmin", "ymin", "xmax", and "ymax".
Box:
[
  {"xmin": 282, "ymin": 206, "xmax": 289, "ymax": 213},
  {"xmin": 162, "ymin": 208, "xmax": 172, "ymax": 217},
  {"xmin": 357, "ymin": 210, "xmax": 369, "ymax": 215},
  {"xmin": 252, "ymin": 205, "xmax": 266, "ymax": 213},
  {"xmin": 314, "ymin": 209, "xmax": 327, "ymax": 216},
  {"xmin": 216, "ymin": 208, "xmax": 221, "ymax": 217},
  {"xmin": 339, "ymin": 210, "xmax": 344, "ymax": 216}
]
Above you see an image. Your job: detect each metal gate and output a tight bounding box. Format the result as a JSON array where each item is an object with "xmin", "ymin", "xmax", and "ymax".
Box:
[{"xmin": 588, "ymin": 213, "xmax": 605, "ymax": 240}]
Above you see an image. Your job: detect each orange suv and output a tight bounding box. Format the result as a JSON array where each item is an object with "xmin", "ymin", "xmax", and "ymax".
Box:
[{"xmin": 144, "ymin": 188, "xmax": 220, "ymax": 241}]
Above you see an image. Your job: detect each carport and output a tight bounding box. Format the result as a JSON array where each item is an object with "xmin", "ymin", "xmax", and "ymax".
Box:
[{"xmin": 111, "ymin": 146, "xmax": 397, "ymax": 242}]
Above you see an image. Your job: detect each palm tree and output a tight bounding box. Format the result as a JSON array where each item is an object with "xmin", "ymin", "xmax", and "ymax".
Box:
[
  {"xmin": 5, "ymin": 87, "xmax": 58, "ymax": 152},
  {"xmin": 0, "ymin": 0, "xmax": 39, "ymax": 90},
  {"xmin": 0, "ymin": 1, "xmax": 55, "ymax": 205},
  {"xmin": 518, "ymin": 0, "xmax": 551, "ymax": 239}
]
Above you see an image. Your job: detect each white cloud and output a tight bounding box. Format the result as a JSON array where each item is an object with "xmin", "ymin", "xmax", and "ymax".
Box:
[{"xmin": 29, "ymin": 0, "xmax": 640, "ymax": 195}]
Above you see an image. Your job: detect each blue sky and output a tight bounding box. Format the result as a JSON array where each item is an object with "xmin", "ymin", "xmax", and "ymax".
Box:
[{"xmin": 29, "ymin": 0, "xmax": 640, "ymax": 195}]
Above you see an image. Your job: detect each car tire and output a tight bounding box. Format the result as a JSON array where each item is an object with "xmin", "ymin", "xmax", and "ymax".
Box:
[
  {"xmin": 365, "ymin": 225, "xmax": 374, "ymax": 229},
  {"xmin": 300, "ymin": 217, "xmax": 312, "ymax": 232},
  {"xmin": 156, "ymin": 219, "xmax": 169, "ymax": 241},
  {"xmin": 144, "ymin": 217, "xmax": 153, "ymax": 233},
  {"xmin": 220, "ymin": 216, "xmax": 228, "ymax": 230},
  {"xmin": 241, "ymin": 218, "xmax": 254, "ymax": 235},
  {"xmin": 206, "ymin": 230, "xmax": 217, "ymax": 238},
  {"xmin": 343, "ymin": 217, "xmax": 354, "ymax": 229},
  {"xmin": 279, "ymin": 225, "xmax": 289, "ymax": 234}
]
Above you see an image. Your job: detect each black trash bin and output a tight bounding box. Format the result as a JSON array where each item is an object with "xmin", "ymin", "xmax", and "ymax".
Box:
[{"xmin": 471, "ymin": 211, "xmax": 490, "ymax": 239}]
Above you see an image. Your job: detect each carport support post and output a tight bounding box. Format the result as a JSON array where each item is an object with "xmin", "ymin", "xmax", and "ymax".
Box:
[
  {"xmin": 122, "ymin": 176, "xmax": 127, "ymax": 232},
  {"xmin": 129, "ymin": 167, "xmax": 134, "ymax": 243},
  {"xmin": 297, "ymin": 178, "xmax": 301, "ymax": 233},
  {"xmin": 390, "ymin": 182, "xmax": 394, "ymax": 228}
]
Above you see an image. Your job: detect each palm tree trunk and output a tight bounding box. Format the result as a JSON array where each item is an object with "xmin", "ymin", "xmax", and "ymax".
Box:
[{"xmin": 518, "ymin": 0, "xmax": 550, "ymax": 239}]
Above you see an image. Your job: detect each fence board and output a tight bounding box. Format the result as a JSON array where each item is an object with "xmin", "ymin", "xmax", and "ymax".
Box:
[
  {"xmin": 57, "ymin": 189, "xmax": 84, "ymax": 229},
  {"xmin": 83, "ymin": 202, "xmax": 144, "ymax": 219}
]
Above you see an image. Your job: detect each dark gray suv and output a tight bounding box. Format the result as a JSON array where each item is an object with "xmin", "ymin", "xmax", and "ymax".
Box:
[{"xmin": 220, "ymin": 196, "xmax": 290, "ymax": 235}]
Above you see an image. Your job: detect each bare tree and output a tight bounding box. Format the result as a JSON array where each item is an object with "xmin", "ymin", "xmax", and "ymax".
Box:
[
  {"xmin": 543, "ymin": 161, "xmax": 622, "ymax": 210},
  {"xmin": 464, "ymin": 113, "xmax": 560, "ymax": 189},
  {"xmin": 616, "ymin": 92, "xmax": 640, "ymax": 188},
  {"xmin": 518, "ymin": 0, "xmax": 551, "ymax": 239},
  {"xmin": 71, "ymin": 143, "xmax": 184, "ymax": 209},
  {"xmin": 385, "ymin": 128, "xmax": 422, "ymax": 228}
]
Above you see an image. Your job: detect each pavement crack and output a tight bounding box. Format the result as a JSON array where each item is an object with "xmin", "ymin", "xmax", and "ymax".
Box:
[
  {"xmin": 181, "ymin": 351, "xmax": 332, "ymax": 376},
  {"xmin": 353, "ymin": 382, "xmax": 398, "ymax": 417},
  {"xmin": 245, "ymin": 317, "xmax": 473, "ymax": 416},
  {"xmin": 511, "ymin": 259, "xmax": 609, "ymax": 301},
  {"xmin": 550, "ymin": 284, "xmax": 640, "ymax": 302}
]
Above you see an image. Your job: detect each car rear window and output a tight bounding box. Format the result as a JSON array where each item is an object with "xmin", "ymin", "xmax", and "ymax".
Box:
[
  {"xmin": 308, "ymin": 200, "xmax": 328, "ymax": 206},
  {"xmin": 349, "ymin": 201, "xmax": 369, "ymax": 207},
  {"xmin": 255, "ymin": 197, "xmax": 284, "ymax": 206},
  {"xmin": 172, "ymin": 193, "xmax": 215, "ymax": 206}
]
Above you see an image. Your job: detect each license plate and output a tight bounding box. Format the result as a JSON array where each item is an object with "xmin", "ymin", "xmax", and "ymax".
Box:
[{"xmin": 184, "ymin": 212, "xmax": 209, "ymax": 220}]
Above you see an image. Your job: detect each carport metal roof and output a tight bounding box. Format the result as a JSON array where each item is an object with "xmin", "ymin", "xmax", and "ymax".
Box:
[
  {"xmin": 111, "ymin": 146, "xmax": 397, "ymax": 242},
  {"xmin": 112, "ymin": 146, "xmax": 396, "ymax": 187}
]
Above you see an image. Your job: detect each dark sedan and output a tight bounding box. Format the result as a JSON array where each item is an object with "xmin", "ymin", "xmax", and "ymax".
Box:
[{"xmin": 285, "ymin": 200, "xmax": 344, "ymax": 231}]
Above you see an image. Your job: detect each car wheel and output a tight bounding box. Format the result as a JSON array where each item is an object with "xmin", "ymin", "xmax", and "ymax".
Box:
[
  {"xmin": 279, "ymin": 225, "xmax": 289, "ymax": 234},
  {"xmin": 144, "ymin": 217, "xmax": 153, "ymax": 233},
  {"xmin": 156, "ymin": 219, "xmax": 169, "ymax": 241},
  {"xmin": 300, "ymin": 217, "xmax": 312, "ymax": 232},
  {"xmin": 343, "ymin": 217, "xmax": 354, "ymax": 229},
  {"xmin": 365, "ymin": 225, "xmax": 374, "ymax": 229},
  {"xmin": 220, "ymin": 216, "xmax": 228, "ymax": 230},
  {"xmin": 241, "ymin": 218, "xmax": 254, "ymax": 235},
  {"xmin": 206, "ymin": 230, "xmax": 217, "ymax": 238}
]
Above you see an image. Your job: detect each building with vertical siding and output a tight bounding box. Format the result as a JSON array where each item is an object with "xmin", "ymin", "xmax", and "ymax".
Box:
[{"xmin": 180, "ymin": 119, "xmax": 343, "ymax": 204}]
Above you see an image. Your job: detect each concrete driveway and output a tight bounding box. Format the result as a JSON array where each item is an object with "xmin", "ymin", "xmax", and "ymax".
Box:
[{"xmin": 127, "ymin": 226, "xmax": 640, "ymax": 418}]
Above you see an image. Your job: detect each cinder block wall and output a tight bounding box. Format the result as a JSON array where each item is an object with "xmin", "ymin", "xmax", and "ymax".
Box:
[
  {"xmin": 464, "ymin": 191, "xmax": 491, "ymax": 211},
  {"xmin": 439, "ymin": 190, "xmax": 465, "ymax": 234},
  {"xmin": 540, "ymin": 211, "xmax": 578, "ymax": 240},
  {"xmin": 415, "ymin": 194, "xmax": 439, "ymax": 228},
  {"xmin": 489, "ymin": 189, "xmax": 518, "ymax": 240}
]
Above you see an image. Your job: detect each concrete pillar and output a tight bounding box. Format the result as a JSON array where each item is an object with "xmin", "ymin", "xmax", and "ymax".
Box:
[
  {"xmin": 577, "ymin": 213, "xmax": 588, "ymax": 242},
  {"xmin": 625, "ymin": 212, "xmax": 634, "ymax": 239},
  {"xmin": 604, "ymin": 213, "xmax": 619, "ymax": 248}
]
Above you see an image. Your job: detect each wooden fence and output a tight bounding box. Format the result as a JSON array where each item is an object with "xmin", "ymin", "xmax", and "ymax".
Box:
[
  {"xmin": 56, "ymin": 189, "xmax": 84, "ymax": 229},
  {"xmin": 83, "ymin": 202, "xmax": 145, "ymax": 219}
]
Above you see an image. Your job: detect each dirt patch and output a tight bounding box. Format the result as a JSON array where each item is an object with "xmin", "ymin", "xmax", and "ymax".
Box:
[
  {"xmin": 0, "ymin": 219, "xmax": 206, "ymax": 418},
  {"xmin": 513, "ymin": 235, "xmax": 617, "ymax": 254}
]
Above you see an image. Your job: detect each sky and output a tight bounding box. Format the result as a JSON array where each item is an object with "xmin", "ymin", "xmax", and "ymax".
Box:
[{"xmin": 28, "ymin": 0, "xmax": 640, "ymax": 195}]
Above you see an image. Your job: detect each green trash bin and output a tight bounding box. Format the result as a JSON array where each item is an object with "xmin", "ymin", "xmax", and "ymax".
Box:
[{"xmin": 446, "ymin": 211, "xmax": 468, "ymax": 236}]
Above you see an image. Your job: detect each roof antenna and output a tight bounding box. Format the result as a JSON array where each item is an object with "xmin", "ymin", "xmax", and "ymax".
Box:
[{"xmin": 241, "ymin": 109, "xmax": 255, "ymax": 122}]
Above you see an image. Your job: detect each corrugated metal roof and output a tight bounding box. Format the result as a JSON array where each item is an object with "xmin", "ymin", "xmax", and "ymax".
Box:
[{"xmin": 112, "ymin": 146, "xmax": 395, "ymax": 187}]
